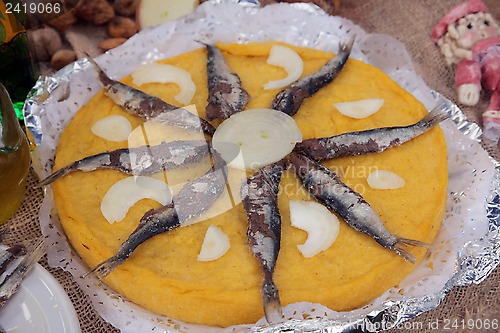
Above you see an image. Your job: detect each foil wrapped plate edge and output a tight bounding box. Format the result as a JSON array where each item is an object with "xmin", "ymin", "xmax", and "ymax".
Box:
[{"xmin": 23, "ymin": 1, "xmax": 500, "ymax": 332}]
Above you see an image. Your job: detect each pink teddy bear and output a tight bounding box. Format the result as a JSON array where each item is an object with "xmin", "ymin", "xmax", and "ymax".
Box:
[{"xmin": 432, "ymin": 0, "xmax": 500, "ymax": 141}]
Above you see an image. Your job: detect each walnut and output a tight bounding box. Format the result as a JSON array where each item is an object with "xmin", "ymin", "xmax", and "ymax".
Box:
[
  {"xmin": 98, "ymin": 37, "xmax": 127, "ymax": 51},
  {"xmin": 47, "ymin": 11, "xmax": 79, "ymax": 30},
  {"xmin": 51, "ymin": 49, "xmax": 77, "ymax": 70},
  {"xmin": 28, "ymin": 27, "xmax": 63, "ymax": 62},
  {"xmin": 108, "ymin": 16, "xmax": 137, "ymax": 39},
  {"xmin": 75, "ymin": 0, "xmax": 115, "ymax": 25},
  {"xmin": 113, "ymin": 0, "xmax": 139, "ymax": 17}
]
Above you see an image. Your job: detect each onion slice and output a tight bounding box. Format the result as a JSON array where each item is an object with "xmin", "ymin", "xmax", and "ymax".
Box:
[
  {"xmin": 289, "ymin": 200, "xmax": 340, "ymax": 258},
  {"xmin": 334, "ymin": 98, "xmax": 384, "ymax": 119},
  {"xmin": 197, "ymin": 225, "xmax": 230, "ymax": 262},
  {"xmin": 212, "ymin": 108, "xmax": 302, "ymax": 170},
  {"xmin": 263, "ymin": 45, "xmax": 304, "ymax": 90},
  {"xmin": 101, "ymin": 176, "xmax": 172, "ymax": 224},
  {"xmin": 91, "ymin": 115, "xmax": 132, "ymax": 142},
  {"xmin": 367, "ymin": 170, "xmax": 405, "ymax": 190},
  {"xmin": 131, "ymin": 63, "xmax": 196, "ymax": 105}
]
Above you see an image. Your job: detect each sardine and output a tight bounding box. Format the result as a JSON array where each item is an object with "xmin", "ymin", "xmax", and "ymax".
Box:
[
  {"xmin": 0, "ymin": 245, "xmax": 25, "ymax": 276},
  {"xmin": 241, "ymin": 160, "xmax": 286, "ymax": 324},
  {"xmin": 270, "ymin": 37, "xmax": 354, "ymax": 116},
  {"xmin": 0, "ymin": 239, "xmax": 45, "ymax": 309},
  {"xmin": 289, "ymin": 152, "xmax": 428, "ymax": 263},
  {"xmin": 38, "ymin": 140, "xmax": 211, "ymax": 187},
  {"xmin": 205, "ymin": 43, "xmax": 250, "ymax": 121},
  {"xmin": 87, "ymin": 55, "xmax": 216, "ymax": 135},
  {"xmin": 294, "ymin": 99, "xmax": 450, "ymax": 161},
  {"xmin": 85, "ymin": 150, "xmax": 228, "ymax": 280}
]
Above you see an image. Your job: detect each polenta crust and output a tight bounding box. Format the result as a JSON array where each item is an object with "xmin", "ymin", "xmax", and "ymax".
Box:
[{"xmin": 52, "ymin": 42, "xmax": 447, "ymax": 327}]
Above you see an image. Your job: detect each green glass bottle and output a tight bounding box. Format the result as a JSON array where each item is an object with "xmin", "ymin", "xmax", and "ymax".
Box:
[{"xmin": 0, "ymin": 0, "xmax": 37, "ymax": 121}]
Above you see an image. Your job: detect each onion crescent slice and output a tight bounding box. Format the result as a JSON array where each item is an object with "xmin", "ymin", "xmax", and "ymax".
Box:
[
  {"xmin": 101, "ymin": 176, "xmax": 172, "ymax": 224},
  {"xmin": 131, "ymin": 63, "xmax": 196, "ymax": 105},
  {"xmin": 263, "ymin": 45, "xmax": 304, "ymax": 90},
  {"xmin": 289, "ymin": 200, "xmax": 340, "ymax": 258}
]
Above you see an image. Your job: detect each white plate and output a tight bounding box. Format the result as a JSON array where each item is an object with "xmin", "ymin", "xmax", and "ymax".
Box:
[{"xmin": 0, "ymin": 262, "xmax": 80, "ymax": 333}]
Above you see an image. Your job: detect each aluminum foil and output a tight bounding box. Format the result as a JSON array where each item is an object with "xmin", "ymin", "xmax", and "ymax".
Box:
[{"xmin": 24, "ymin": 1, "xmax": 500, "ymax": 332}]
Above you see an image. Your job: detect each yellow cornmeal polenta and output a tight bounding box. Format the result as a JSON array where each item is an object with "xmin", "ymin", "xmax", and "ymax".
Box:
[{"xmin": 52, "ymin": 42, "xmax": 447, "ymax": 327}]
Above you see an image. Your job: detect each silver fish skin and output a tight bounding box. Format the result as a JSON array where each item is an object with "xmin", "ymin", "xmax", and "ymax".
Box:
[
  {"xmin": 294, "ymin": 99, "xmax": 451, "ymax": 161},
  {"xmin": 0, "ymin": 239, "xmax": 45, "ymax": 309},
  {"xmin": 241, "ymin": 160, "xmax": 286, "ymax": 324},
  {"xmin": 270, "ymin": 37, "xmax": 354, "ymax": 116},
  {"xmin": 289, "ymin": 152, "xmax": 428, "ymax": 263},
  {"xmin": 0, "ymin": 245, "xmax": 25, "ymax": 276},
  {"xmin": 87, "ymin": 55, "xmax": 216, "ymax": 136},
  {"xmin": 37, "ymin": 140, "xmax": 211, "ymax": 187},
  {"xmin": 86, "ymin": 150, "xmax": 228, "ymax": 280},
  {"xmin": 205, "ymin": 44, "xmax": 250, "ymax": 121}
]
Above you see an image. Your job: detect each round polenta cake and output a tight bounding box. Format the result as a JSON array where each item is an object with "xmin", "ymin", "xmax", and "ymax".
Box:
[{"xmin": 51, "ymin": 42, "xmax": 448, "ymax": 327}]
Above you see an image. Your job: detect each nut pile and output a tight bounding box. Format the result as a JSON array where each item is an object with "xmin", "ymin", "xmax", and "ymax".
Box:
[
  {"xmin": 29, "ymin": 0, "xmax": 139, "ymax": 70},
  {"xmin": 29, "ymin": 0, "xmax": 341, "ymax": 71}
]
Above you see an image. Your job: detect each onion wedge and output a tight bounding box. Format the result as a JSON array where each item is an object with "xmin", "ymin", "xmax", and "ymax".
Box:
[
  {"xmin": 101, "ymin": 176, "xmax": 172, "ymax": 224},
  {"xmin": 212, "ymin": 108, "xmax": 302, "ymax": 170},
  {"xmin": 334, "ymin": 98, "xmax": 384, "ymax": 119},
  {"xmin": 367, "ymin": 170, "xmax": 405, "ymax": 190},
  {"xmin": 91, "ymin": 115, "xmax": 132, "ymax": 142},
  {"xmin": 131, "ymin": 63, "xmax": 196, "ymax": 105},
  {"xmin": 263, "ymin": 45, "xmax": 304, "ymax": 90},
  {"xmin": 289, "ymin": 200, "xmax": 340, "ymax": 258},
  {"xmin": 197, "ymin": 225, "xmax": 230, "ymax": 262}
]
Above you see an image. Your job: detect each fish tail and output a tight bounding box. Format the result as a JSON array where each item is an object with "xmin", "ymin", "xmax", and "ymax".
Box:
[
  {"xmin": 421, "ymin": 98, "xmax": 451, "ymax": 126},
  {"xmin": 85, "ymin": 53, "xmax": 114, "ymax": 86},
  {"xmin": 82, "ymin": 256, "xmax": 122, "ymax": 281},
  {"xmin": 339, "ymin": 35, "xmax": 355, "ymax": 54},
  {"xmin": 37, "ymin": 164, "xmax": 77, "ymax": 187},
  {"xmin": 261, "ymin": 280, "xmax": 283, "ymax": 324},
  {"xmin": 21, "ymin": 238, "xmax": 45, "ymax": 269},
  {"xmin": 392, "ymin": 237, "xmax": 430, "ymax": 264}
]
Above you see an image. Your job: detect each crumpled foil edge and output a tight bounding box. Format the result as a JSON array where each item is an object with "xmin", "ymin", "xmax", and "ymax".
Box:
[{"xmin": 23, "ymin": 1, "xmax": 500, "ymax": 332}]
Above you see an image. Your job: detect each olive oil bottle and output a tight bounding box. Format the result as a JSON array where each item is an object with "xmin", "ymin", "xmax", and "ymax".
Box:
[{"xmin": 0, "ymin": 82, "xmax": 30, "ymax": 223}]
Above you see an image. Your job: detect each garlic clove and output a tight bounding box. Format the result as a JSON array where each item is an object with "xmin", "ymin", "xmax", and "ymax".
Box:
[
  {"xmin": 197, "ymin": 225, "xmax": 230, "ymax": 262},
  {"xmin": 101, "ymin": 176, "xmax": 172, "ymax": 224},
  {"xmin": 334, "ymin": 98, "xmax": 384, "ymax": 119},
  {"xmin": 91, "ymin": 115, "xmax": 132, "ymax": 142},
  {"xmin": 263, "ymin": 45, "xmax": 304, "ymax": 90},
  {"xmin": 367, "ymin": 170, "xmax": 405, "ymax": 190},
  {"xmin": 289, "ymin": 200, "xmax": 340, "ymax": 258}
]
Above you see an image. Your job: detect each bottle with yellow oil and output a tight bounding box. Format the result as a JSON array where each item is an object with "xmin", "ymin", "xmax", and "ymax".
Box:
[{"xmin": 0, "ymin": 82, "xmax": 30, "ymax": 224}]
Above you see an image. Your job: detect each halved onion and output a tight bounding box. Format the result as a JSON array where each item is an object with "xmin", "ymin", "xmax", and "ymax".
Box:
[
  {"xmin": 289, "ymin": 200, "xmax": 340, "ymax": 258},
  {"xmin": 91, "ymin": 115, "xmax": 132, "ymax": 142},
  {"xmin": 101, "ymin": 176, "xmax": 172, "ymax": 224},
  {"xmin": 263, "ymin": 45, "xmax": 304, "ymax": 90},
  {"xmin": 131, "ymin": 63, "xmax": 196, "ymax": 105},
  {"xmin": 212, "ymin": 108, "xmax": 302, "ymax": 170},
  {"xmin": 197, "ymin": 225, "xmax": 230, "ymax": 262},
  {"xmin": 367, "ymin": 170, "xmax": 405, "ymax": 190},
  {"xmin": 334, "ymin": 98, "xmax": 384, "ymax": 119}
]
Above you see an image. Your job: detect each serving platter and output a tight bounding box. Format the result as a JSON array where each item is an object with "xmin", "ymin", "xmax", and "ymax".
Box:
[
  {"xmin": 25, "ymin": 1, "xmax": 500, "ymax": 332},
  {"xmin": 0, "ymin": 246, "xmax": 80, "ymax": 333}
]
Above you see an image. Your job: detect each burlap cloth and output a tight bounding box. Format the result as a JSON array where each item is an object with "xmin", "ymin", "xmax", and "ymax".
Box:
[{"xmin": 3, "ymin": 0, "xmax": 499, "ymax": 332}]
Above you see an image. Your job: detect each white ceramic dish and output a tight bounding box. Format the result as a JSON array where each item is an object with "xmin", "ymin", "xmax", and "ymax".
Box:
[{"xmin": 0, "ymin": 261, "xmax": 80, "ymax": 333}]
